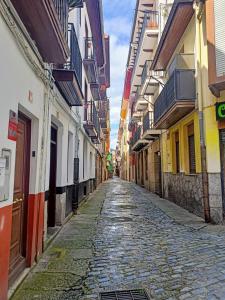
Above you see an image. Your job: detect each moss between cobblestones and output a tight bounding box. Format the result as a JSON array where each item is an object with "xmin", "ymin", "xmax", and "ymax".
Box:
[
  {"xmin": 21, "ymin": 272, "xmax": 82, "ymax": 290},
  {"xmin": 11, "ymin": 186, "xmax": 106, "ymax": 300}
]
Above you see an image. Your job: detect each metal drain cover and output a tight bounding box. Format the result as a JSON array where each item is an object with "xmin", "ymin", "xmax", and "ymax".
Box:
[{"xmin": 100, "ymin": 289, "xmax": 150, "ymax": 300}]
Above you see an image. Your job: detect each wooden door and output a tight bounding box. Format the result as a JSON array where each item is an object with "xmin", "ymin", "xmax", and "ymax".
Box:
[
  {"xmin": 9, "ymin": 113, "xmax": 31, "ymax": 285},
  {"xmin": 48, "ymin": 126, "xmax": 57, "ymax": 227},
  {"xmin": 141, "ymin": 152, "xmax": 144, "ymax": 186},
  {"xmin": 154, "ymin": 152, "xmax": 162, "ymax": 197}
]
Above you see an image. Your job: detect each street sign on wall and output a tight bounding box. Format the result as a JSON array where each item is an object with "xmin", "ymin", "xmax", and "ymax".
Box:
[{"xmin": 8, "ymin": 110, "xmax": 17, "ymax": 141}]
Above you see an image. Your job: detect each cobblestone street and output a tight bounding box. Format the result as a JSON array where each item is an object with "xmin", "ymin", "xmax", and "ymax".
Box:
[{"xmin": 12, "ymin": 178, "xmax": 225, "ymax": 300}]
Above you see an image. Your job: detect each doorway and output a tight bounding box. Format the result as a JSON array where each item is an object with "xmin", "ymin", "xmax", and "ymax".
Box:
[
  {"xmin": 48, "ymin": 125, "xmax": 58, "ymax": 227},
  {"xmin": 9, "ymin": 112, "xmax": 31, "ymax": 286},
  {"xmin": 154, "ymin": 152, "xmax": 162, "ymax": 197},
  {"xmin": 140, "ymin": 152, "xmax": 144, "ymax": 186}
]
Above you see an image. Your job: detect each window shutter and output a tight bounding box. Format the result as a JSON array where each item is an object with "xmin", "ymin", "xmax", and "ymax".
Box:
[
  {"xmin": 188, "ymin": 135, "xmax": 196, "ymax": 174},
  {"xmin": 175, "ymin": 132, "xmax": 180, "ymax": 173},
  {"xmin": 214, "ymin": 0, "xmax": 225, "ymax": 77}
]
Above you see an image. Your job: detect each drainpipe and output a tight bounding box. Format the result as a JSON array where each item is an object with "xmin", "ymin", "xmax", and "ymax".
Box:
[{"xmin": 194, "ymin": 0, "xmax": 210, "ymax": 222}]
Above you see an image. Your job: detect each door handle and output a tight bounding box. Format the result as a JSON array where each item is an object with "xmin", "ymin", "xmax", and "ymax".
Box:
[{"xmin": 14, "ymin": 198, "xmax": 23, "ymax": 204}]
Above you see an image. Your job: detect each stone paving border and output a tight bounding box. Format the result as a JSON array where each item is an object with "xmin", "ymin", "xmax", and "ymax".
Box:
[{"xmin": 132, "ymin": 182, "xmax": 225, "ymax": 234}]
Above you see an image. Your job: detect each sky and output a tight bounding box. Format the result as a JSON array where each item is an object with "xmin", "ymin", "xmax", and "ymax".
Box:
[{"xmin": 102, "ymin": 0, "xmax": 136, "ymax": 149}]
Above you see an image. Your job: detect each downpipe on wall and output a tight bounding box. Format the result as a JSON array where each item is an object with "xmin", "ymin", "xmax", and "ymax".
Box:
[{"xmin": 194, "ymin": 0, "xmax": 210, "ymax": 223}]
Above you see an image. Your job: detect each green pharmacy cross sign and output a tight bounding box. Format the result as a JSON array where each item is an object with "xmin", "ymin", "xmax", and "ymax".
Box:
[{"xmin": 216, "ymin": 102, "xmax": 225, "ymax": 120}]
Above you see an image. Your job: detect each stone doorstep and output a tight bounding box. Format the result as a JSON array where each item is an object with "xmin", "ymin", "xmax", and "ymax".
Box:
[{"xmin": 132, "ymin": 183, "xmax": 225, "ymax": 234}]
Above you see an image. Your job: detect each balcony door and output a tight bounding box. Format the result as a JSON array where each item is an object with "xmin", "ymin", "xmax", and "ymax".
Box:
[{"xmin": 9, "ymin": 112, "xmax": 31, "ymax": 286}]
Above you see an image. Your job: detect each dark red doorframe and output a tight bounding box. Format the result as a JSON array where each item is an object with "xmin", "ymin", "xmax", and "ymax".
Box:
[{"xmin": 9, "ymin": 112, "xmax": 31, "ymax": 286}]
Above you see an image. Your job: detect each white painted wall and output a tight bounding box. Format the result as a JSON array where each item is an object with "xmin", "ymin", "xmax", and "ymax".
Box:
[
  {"xmin": 0, "ymin": 3, "xmax": 98, "ymax": 213},
  {"xmin": 0, "ymin": 13, "xmax": 46, "ymax": 208}
]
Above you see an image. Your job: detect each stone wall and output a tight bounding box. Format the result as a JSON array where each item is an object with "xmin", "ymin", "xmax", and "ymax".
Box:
[
  {"xmin": 163, "ymin": 172, "xmax": 204, "ymax": 218},
  {"xmin": 208, "ymin": 173, "xmax": 223, "ymax": 223}
]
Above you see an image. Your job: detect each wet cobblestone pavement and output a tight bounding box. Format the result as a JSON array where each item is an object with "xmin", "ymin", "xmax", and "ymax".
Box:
[{"xmin": 12, "ymin": 178, "xmax": 225, "ymax": 300}]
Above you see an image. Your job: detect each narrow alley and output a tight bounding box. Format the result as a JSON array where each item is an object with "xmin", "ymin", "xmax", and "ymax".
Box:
[{"xmin": 11, "ymin": 178, "xmax": 225, "ymax": 300}]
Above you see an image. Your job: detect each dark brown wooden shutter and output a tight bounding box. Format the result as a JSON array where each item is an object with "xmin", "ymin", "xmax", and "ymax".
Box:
[
  {"xmin": 175, "ymin": 132, "xmax": 180, "ymax": 173},
  {"xmin": 145, "ymin": 150, "xmax": 148, "ymax": 180},
  {"xmin": 188, "ymin": 123, "xmax": 196, "ymax": 174}
]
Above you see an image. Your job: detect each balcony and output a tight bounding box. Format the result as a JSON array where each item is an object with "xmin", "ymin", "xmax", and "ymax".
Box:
[
  {"xmin": 84, "ymin": 101, "xmax": 100, "ymax": 144},
  {"xmin": 131, "ymin": 126, "xmax": 149, "ymax": 152},
  {"xmin": 140, "ymin": 60, "xmax": 163, "ymax": 95},
  {"xmin": 53, "ymin": 23, "xmax": 83, "ymax": 106},
  {"xmin": 98, "ymin": 109, "xmax": 107, "ymax": 129},
  {"xmin": 154, "ymin": 69, "xmax": 196, "ymax": 129},
  {"xmin": 90, "ymin": 83, "xmax": 101, "ymax": 101},
  {"xmin": 133, "ymin": 86, "xmax": 148, "ymax": 113},
  {"xmin": 142, "ymin": 111, "xmax": 161, "ymax": 140},
  {"xmin": 131, "ymin": 11, "xmax": 159, "ymax": 93},
  {"xmin": 152, "ymin": 0, "xmax": 194, "ymax": 71},
  {"xmin": 83, "ymin": 38, "xmax": 98, "ymax": 84},
  {"xmin": 11, "ymin": 0, "xmax": 72, "ymax": 63}
]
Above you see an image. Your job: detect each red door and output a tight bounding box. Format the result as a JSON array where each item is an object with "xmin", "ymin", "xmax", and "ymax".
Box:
[{"xmin": 9, "ymin": 113, "xmax": 31, "ymax": 285}]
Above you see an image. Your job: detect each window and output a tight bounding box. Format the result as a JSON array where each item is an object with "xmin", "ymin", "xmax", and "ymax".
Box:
[
  {"xmin": 175, "ymin": 131, "xmax": 180, "ymax": 173},
  {"xmin": 188, "ymin": 123, "xmax": 196, "ymax": 174}
]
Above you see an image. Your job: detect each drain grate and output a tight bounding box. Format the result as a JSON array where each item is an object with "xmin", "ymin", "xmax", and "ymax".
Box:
[{"xmin": 100, "ymin": 289, "xmax": 150, "ymax": 300}]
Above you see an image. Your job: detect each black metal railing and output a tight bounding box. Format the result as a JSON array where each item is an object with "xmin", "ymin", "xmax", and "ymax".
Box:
[
  {"xmin": 53, "ymin": 0, "xmax": 69, "ymax": 38},
  {"xmin": 140, "ymin": 11, "xmax": 158, "ymax": 45},
  {"xmin": 86, "ymin": 101, "xmax": 100, "ymax": 136},
  {"xmin": 66, "ymin": 23, "xmax": 82, "ymax": 87},
  {"xmin": 143, "ymin": 111, "xmax": 154, "ymax": 133},
  {"xmin": 154, "ymin": 69, "xmax": 196, "ymax": 124},
  {"xmin": 134, "ymin": 11, "xmax": 159, "ymax": 71},
  {"xmin": 141, "ymin": 60, "xmax": 163, "ymax": 86},
  {"xmin": 133, "ymin": 126, "xmax": 142, "ymax": 145}
]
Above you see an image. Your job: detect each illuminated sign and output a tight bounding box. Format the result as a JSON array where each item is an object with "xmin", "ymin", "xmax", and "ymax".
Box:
[{"xmin": 216, "ymin": 102, "xmax": 225, "ymax": 120}]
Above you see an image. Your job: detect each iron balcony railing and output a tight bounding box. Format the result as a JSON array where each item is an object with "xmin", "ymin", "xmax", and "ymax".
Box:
[
  {"xmin": 66, "ymin": 23, "xmax": 82, "ymax": 87},
  {"xmin": 134, "ymin": 11, "xmax": 159, "ymax": 72},
  {"xmin": 143, "ymin": 111, "xmax": 154, "ymax": 133},
  {"xmin": 141, "ymin": 60, "xmax": 163, "ymax": 86},
  {"xmin": 84, "ymin": 37, "xmax": 98, "ymax": 84},
  {"xmin": 86, "ymin": 101, "xmax": 100, "ymax": 136},
  {"xmin": 133, "ymin": 126, "xmax": 142, "ymax": 145},
  {"xmin": 53, "ymin": 0, "xmax": 69, "ymax": 39},
  {"xmin": 154, "ymin": 69, "xmax": 196, "ymax": 124}
]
